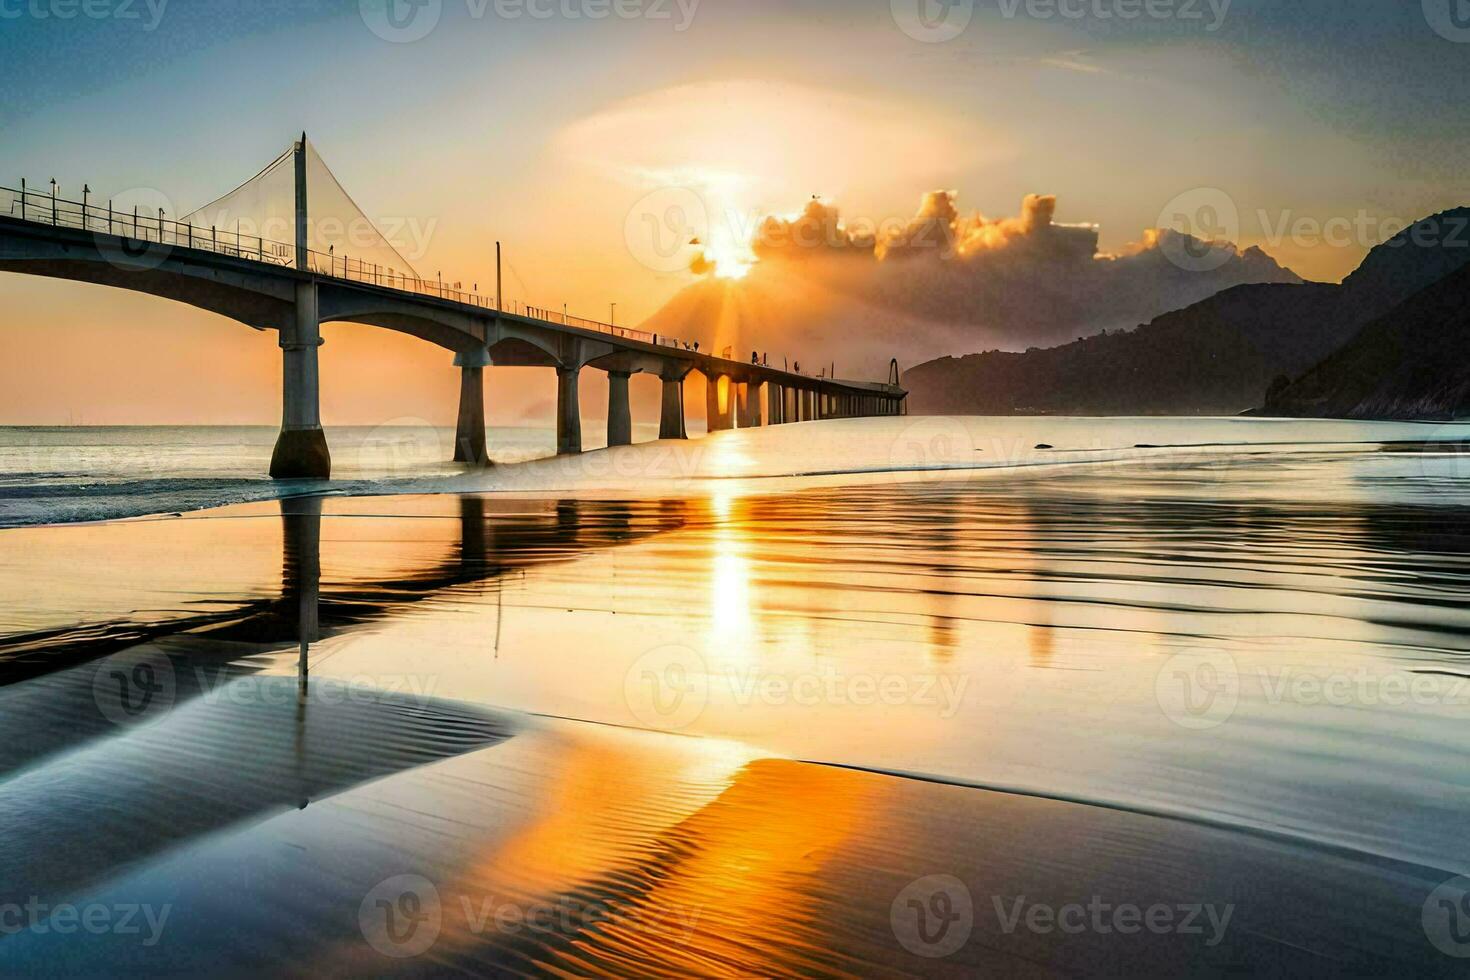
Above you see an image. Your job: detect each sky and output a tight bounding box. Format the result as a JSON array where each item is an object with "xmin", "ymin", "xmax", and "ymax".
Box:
[{"xmin": 1, "ymin": 0, "xmax": 1467, "ymax": 425}]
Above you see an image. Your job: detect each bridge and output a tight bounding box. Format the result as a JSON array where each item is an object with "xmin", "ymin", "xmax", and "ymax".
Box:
[{"xmin": 0, "ymin": 135, "xmax": 907, "ymax": 478}]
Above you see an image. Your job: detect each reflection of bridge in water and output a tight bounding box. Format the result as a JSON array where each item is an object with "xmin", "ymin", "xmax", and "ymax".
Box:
[
  {"xmin": 0, "ymin": 494, "xmax": 692, "ymax": 690},
  {"xmin": 0, "ymin": 492, "xmax": 699, "ymax": 913},
  {"xmin": 0, "ymin": 136, "xmax": 907, "ymax": 478}
]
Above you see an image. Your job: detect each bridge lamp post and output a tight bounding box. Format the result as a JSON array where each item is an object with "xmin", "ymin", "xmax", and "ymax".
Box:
[
  {"xmin": 82, "ymin": 185, "xmax": 89, "ymax": 229},
  {"xmin": 49, "ymin": 179, "xmax": 57, "ymax": 225},
  {"xmin": 610, "ymin": 302, "xmax": 617, "ymax": 327}
]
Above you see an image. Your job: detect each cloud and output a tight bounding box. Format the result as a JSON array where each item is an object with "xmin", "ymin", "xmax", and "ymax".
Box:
[{"xmin": 651, "ymin": 191, "xmax": 1301, "ymax": 379}]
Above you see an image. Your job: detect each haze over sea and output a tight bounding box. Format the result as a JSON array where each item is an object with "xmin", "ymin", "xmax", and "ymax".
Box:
[{"xmin": 4, "ymin": 417, "xmax": 1470, "ymax": 974}]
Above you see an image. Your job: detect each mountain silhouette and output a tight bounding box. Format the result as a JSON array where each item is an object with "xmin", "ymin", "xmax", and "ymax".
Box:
[
  {"xmin": 905, "ymin": 207, "xmax": 1470, "ymax": 417},
  {"xmin": 1258, "ymin": 261, "xmax": 1470, "ymax": 420}
]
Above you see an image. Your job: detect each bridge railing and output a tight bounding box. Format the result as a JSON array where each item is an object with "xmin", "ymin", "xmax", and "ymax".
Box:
[
  {"xmin": 523, "ymin": 305, "xmax": 684, "ymax": 348},
  {"xmin": 0, "ymin": 184, "xmax": 299, "ymax": 267},
  {"xmin": 0, "ymin": 182, "xmax": 691, "ymax": 349}
]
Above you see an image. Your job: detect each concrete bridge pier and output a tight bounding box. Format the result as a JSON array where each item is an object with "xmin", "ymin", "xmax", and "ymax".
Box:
[
  {"xmin": 736, "ymin": 382, "xmax": 761, "ymax": 428},
  {"xmin": 706, "ymin": 374, "xmax": 734, "ymax": 432},
  {"xmin": 270, "ymin": 280, "xmax": 331, "ymax": 479},
  {"xmin": 660, "ymin": 371, "xmax": 688, "ymax": 440},
  {"xmin": 557, "ymin": 365, "xmax": 582, "ymax": 455},
  {"xmin": 453, "ymin": 347, "xmax": 492, "ymax": 465},
  {"xmin": 607, "ymin": 370, "xmax": 634, "ymax": 447},
  {"xmin": 767, "ymin": 383, "xmax": 783, "ymax": 425}
]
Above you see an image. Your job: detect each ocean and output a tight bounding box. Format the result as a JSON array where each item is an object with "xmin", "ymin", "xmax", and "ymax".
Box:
[{"xmin": 3, "ymin": 416, "xmax": 1470, "ymax": 974}]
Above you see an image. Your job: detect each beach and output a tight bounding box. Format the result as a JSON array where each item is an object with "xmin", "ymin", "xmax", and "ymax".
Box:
[{"xmin": 3, "ymin": 418, "xmax": 1470, "ymax": 975}]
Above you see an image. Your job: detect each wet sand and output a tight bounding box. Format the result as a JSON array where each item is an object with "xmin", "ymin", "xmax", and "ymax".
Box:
[{"xmin": 4, "ymin": 437, "xmax": 1470, "ymax": 974}]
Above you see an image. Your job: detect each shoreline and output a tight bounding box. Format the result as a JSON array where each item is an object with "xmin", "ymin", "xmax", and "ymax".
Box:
[{"xmin": 4, "ymin": 415, "xmax": 1468, "ymax": 530}]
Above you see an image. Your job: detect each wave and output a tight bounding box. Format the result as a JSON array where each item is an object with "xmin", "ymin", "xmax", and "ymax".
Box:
[{"xmin": 1, "ymin": 416, "xmax": 1464, "ymax": 527}]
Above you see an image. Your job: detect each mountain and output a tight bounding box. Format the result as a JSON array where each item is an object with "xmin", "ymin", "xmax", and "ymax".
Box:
[
  {"xmin": 1339, "ymin": 208, "xmax": 1470, "ymax": 305},
  {"xmin": 905, "ymin": 207, "xmax": 1470, "ymax": 417},
  {"xmin": 905, "ymin": 283, "xmax": 1343, "ymax": 416},
  {"xmin": 1258, "ymin": 262, "xmax": 1470, "ymax": 420}
]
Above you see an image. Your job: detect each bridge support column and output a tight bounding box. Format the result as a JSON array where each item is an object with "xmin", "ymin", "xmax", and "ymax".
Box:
[
  {"xmin": 607, "ymin": 371, "xmax": 633, "ymax": 447},
  {"xmin": 453, "ymin": 347, "xmax": 492, "ymax": 466},
  {"xmin": 707, "ymin": 375, "xmax": 733, "ymax": 432},
  {"xmin": 767, "ymin": 383, "xmax": 782, "ymax": 425},
  {"xmin": 557, "ymin": 365, "xmax": 582, "ymax": 455},
  {"xmin": 736, "ymin": 382, "xmax": 760, "ymax": 428},
  {"xmin": 659, "ymin": 375, "xmax": 687, "ymax": 439},
  {"xmin": 270, "ymin": 281, "xmax": 331, "ymax": 479}
]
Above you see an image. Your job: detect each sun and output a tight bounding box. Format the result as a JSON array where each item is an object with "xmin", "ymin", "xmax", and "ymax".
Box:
[{"xmin": 698, "ymin": 224, "xmax": 756, "ymax": 280}]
